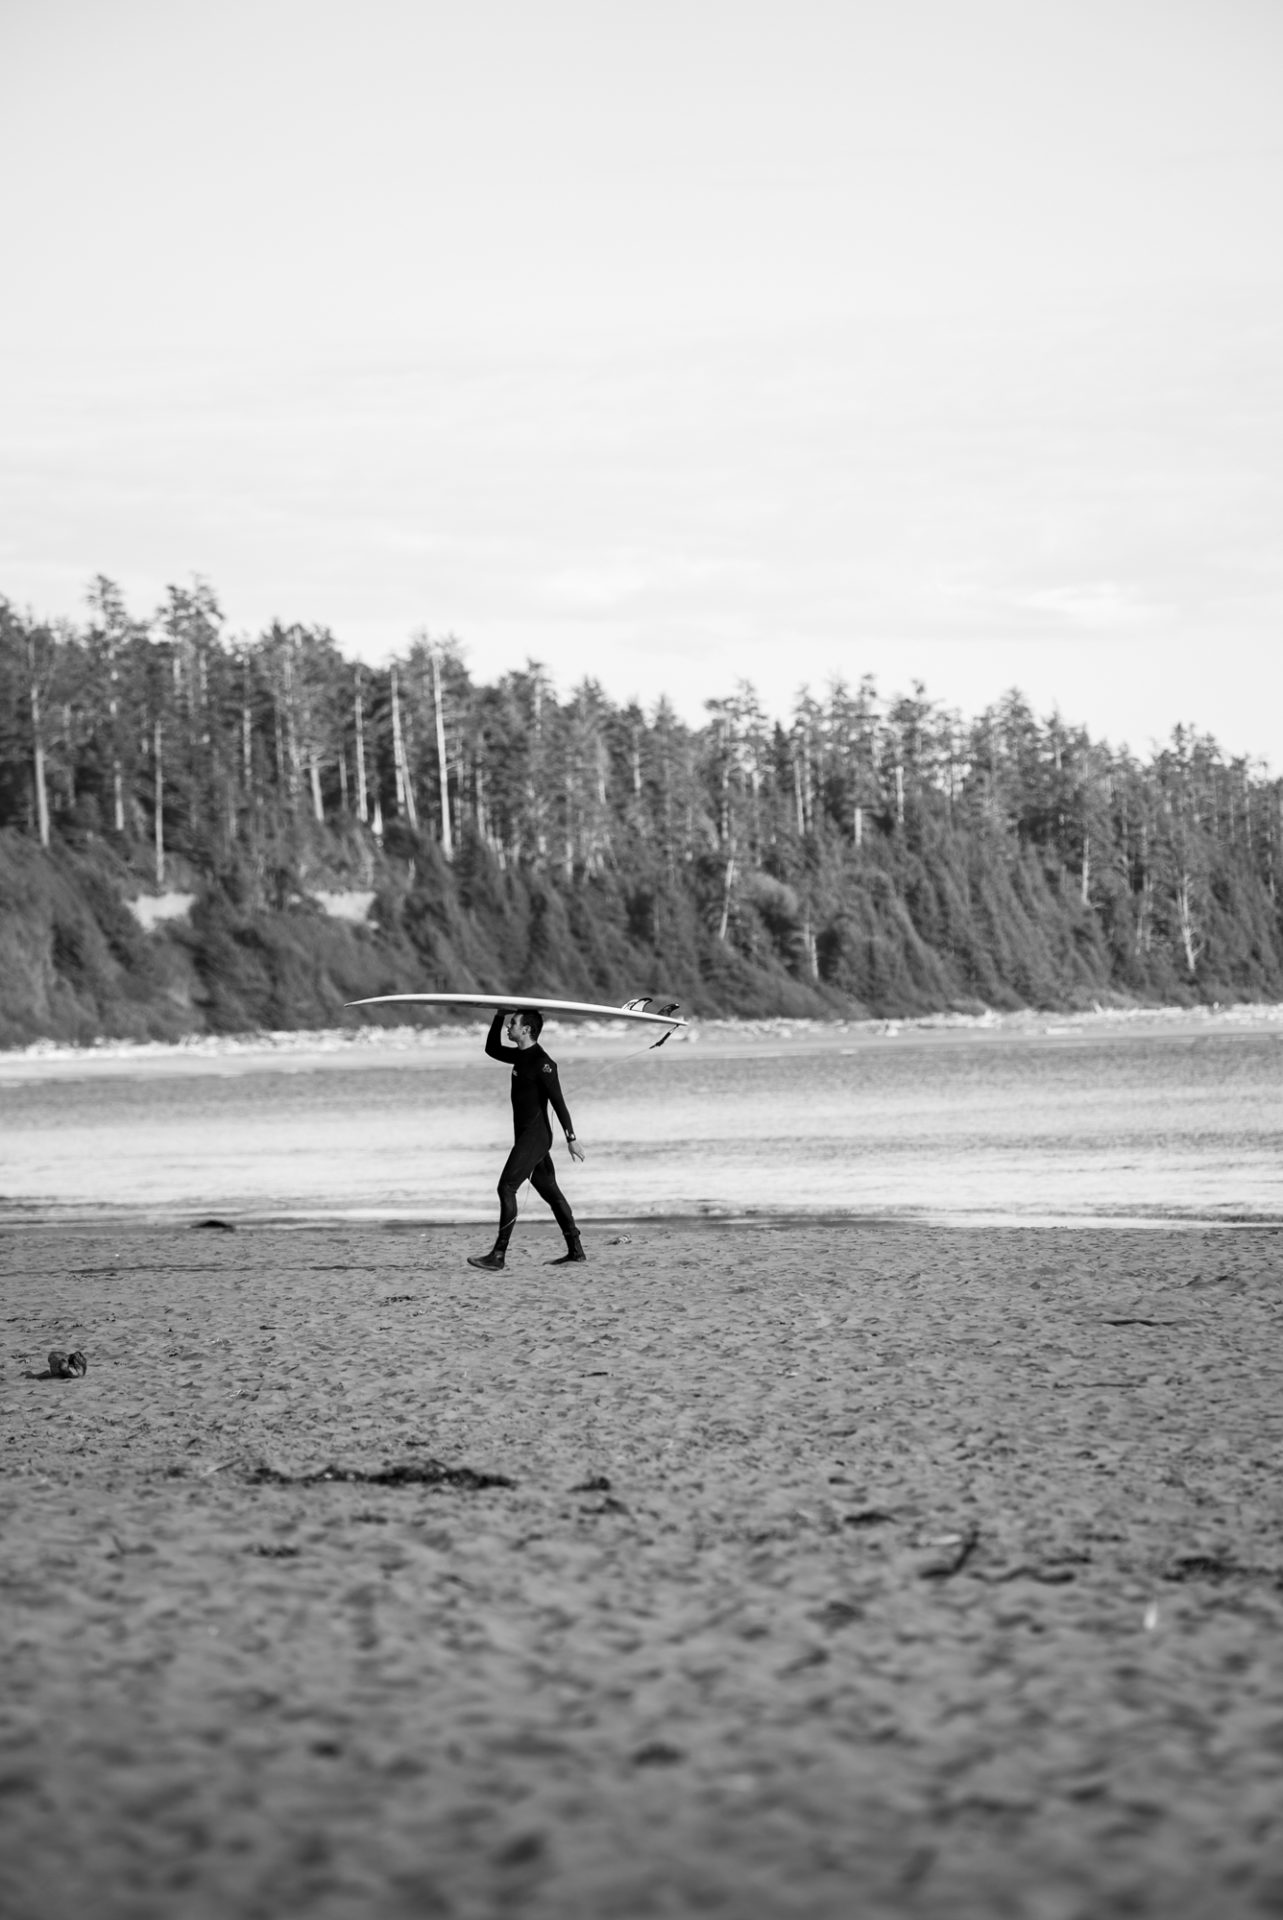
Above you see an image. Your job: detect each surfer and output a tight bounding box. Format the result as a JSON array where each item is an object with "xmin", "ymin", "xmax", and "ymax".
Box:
[{"xmin": 468, "ymin": 1010, "xmax": 586, "ymax": 1271}]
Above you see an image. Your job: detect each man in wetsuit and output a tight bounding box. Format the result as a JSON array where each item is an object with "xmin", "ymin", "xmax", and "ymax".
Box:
[{"xmin": 467, "ymin": 1009, "xmax": 586, "ymax": 1270}]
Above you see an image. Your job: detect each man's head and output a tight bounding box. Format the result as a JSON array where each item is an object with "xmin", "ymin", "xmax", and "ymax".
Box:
[{"xmin": 505, "ymin": 1009, "xmax": 543, "ymax": 1045}]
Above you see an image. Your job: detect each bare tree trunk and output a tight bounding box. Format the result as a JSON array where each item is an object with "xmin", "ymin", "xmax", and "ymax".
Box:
[
  {"xmin": 1176, "ymin": 872, "xmax": 1201, "ymax": 977},
  {"xmin": 62, "ymin": 702, "xmax": 77, "ymax": 815},
  {"xmin": 853, "ymin": 803, "xmax": 864, "ymax": 850},
  {"xmin": 108, "ymin": 645, "xmax": 125, "ymax": 833},
  {"xmin": 28, "ymin": 658, "xmax": 50, "ymax": 849},
  {"xmin": 801, "ymin": 914, "xmax": 818, "ymax": 979},
  {"xmin": 198, "ymin": 647, "xmax": 212, "ymax": 811},
  {"xmin": 1081, "ymin": 833, "xmax": 1091, "ymax": 905},
  {"xmin": 390, "ymin": 668, "xmax": 418, "ymax": 828},
  {"xmin": 309, "ymin": 753, "xmax": 324, "ymax": 824},
  {"xmin": 563, "ymin": 767, "xmax": 574, "ymax": 883},
  {"xmin": 282, "ymin": 644, "xmax": 301, "ymax": 808},
  {"xmin": 749, "ymin": 755, "xmax": 762, "ymax": 863},
  {"xmin": 531, "ymin": 675, "xmax": 546, "ymax": 862},
  {"xmin": 391, "ymin": 669, "xmax": 406, "ymax": 815},
  {"xmin": 1135, "ymin": 820, "xmax": 1151, "ymax": 955},
  {"xmin": 153, "ymin": 717, "xmax": 165, "ymax": 886},
  {"xmin": 353, "ymin": 671, "xmax": 369, "ymax": 824},
  {"xmin": 241, "ymin": 669, "xmax": 253, "ymax": 800},
  {"xmin": 475, "ymin": 758, "xmax": 489, "ymax": 850},
  {"xmin": 718, "ymin": 846, "xmax": 736, "ymax": 943},
  {"xmin": 430, "ymin": 648, "xmax": 453, "ymax": 860}
]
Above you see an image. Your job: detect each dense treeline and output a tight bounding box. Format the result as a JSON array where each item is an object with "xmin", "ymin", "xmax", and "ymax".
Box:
[{"xmin": 1, "ymin": 574, "xmax": 1280, "ymax": 1043}]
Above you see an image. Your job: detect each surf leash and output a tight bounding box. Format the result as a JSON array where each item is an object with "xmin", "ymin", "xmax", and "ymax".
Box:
[{"xmin": 569, "ymin": 1003, "xmax": 684, "ymax": 1087}]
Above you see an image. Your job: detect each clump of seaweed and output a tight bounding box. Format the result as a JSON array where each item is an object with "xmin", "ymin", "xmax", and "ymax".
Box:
[{"xmin": 245, "ymin": 1459, "xmax": 514, "ymax": 1491}]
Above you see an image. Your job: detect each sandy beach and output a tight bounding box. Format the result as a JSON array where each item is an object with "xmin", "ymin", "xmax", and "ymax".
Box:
[{"xmin": 3, "ymin": 1219, "xmax": 1282, "ymax": 1919}]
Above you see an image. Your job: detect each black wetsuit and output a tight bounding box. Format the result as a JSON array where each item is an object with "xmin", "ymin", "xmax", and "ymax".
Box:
[{"xmin": 485, "ymin": 1013, "xmax": 578, "ymax": 1254}]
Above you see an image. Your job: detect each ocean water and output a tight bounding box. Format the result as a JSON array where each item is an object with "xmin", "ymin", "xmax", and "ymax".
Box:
[{"xmin": 0, "ymin": 1012, "xmax": 1280, "ymax": 1226}]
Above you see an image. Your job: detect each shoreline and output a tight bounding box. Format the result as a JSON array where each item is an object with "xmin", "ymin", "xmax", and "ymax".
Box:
[
  {"xmin": 2, "ymin": 1205, "xmax": 1280, "ymax": 1232},
  {"xmin": 2, "ymin": 995, "xmax": 1282, "ymax": 1076}
]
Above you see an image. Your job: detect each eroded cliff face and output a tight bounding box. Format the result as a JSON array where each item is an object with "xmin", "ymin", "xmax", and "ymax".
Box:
[{"xmin": 0, "ymin": 830, "xmax": 355, "ymax": 1045}]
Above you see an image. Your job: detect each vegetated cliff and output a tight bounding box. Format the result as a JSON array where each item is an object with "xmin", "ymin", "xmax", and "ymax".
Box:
[
  {"xmin": 1, "ymin": 822, "xmax": 831, "ymax": 1046},
  {"xmin": 3, "ymin": 800, "xmax": 1280, "ymax": 1047}
]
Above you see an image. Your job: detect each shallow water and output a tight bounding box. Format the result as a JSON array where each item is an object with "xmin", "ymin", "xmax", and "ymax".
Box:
[{"xmin": 1, "ymin": 1013, "xmax": 1280, "ymax": 1225}]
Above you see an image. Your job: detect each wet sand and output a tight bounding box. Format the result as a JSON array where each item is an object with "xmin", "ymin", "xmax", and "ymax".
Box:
[{"xmin": 2, "ymin": 1222, "xmax": 1282, "ymax": 1919}]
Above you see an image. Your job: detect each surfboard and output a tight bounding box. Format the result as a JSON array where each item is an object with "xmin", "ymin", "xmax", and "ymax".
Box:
[{"xmin": 346, "ymin": 992, "xmax": 688, "ymax": 1029}]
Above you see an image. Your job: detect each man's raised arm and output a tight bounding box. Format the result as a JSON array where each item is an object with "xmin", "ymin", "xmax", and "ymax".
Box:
[{"xmin": 485, "ymin": 1011, "xmax": 518, "ymax": 1061}]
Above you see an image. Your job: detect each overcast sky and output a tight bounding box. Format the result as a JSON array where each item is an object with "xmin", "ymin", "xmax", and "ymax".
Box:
[{"xmin": 2, "ymin": 0, "xmax": 1280, "ymax": 761}]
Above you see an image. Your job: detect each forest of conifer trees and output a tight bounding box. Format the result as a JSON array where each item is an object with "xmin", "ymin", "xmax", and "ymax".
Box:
[{"xmin": 1, "ymin": 575, "xmax": 1280, "ymax": 1044}]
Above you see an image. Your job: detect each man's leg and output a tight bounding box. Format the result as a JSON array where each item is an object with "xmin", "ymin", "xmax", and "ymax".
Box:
[
  {"xmin": 531, "ymin": 1154, "xmax": 585, "ymax": 1264},
  {"xmin": 468, "ymin": 1127, "xmax": 547, "ymax": 1270}
]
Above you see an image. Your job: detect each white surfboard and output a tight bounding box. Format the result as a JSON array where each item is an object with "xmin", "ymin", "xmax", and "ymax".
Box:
[{"xmin": 346, "ymin": 992, "xmax": 687, "ymax": 1029}]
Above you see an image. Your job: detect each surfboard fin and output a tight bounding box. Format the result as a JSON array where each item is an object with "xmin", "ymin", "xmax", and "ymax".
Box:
[{"xmin": 622, "ymin": 996, "xmax": 682, "ymax": 1020}]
